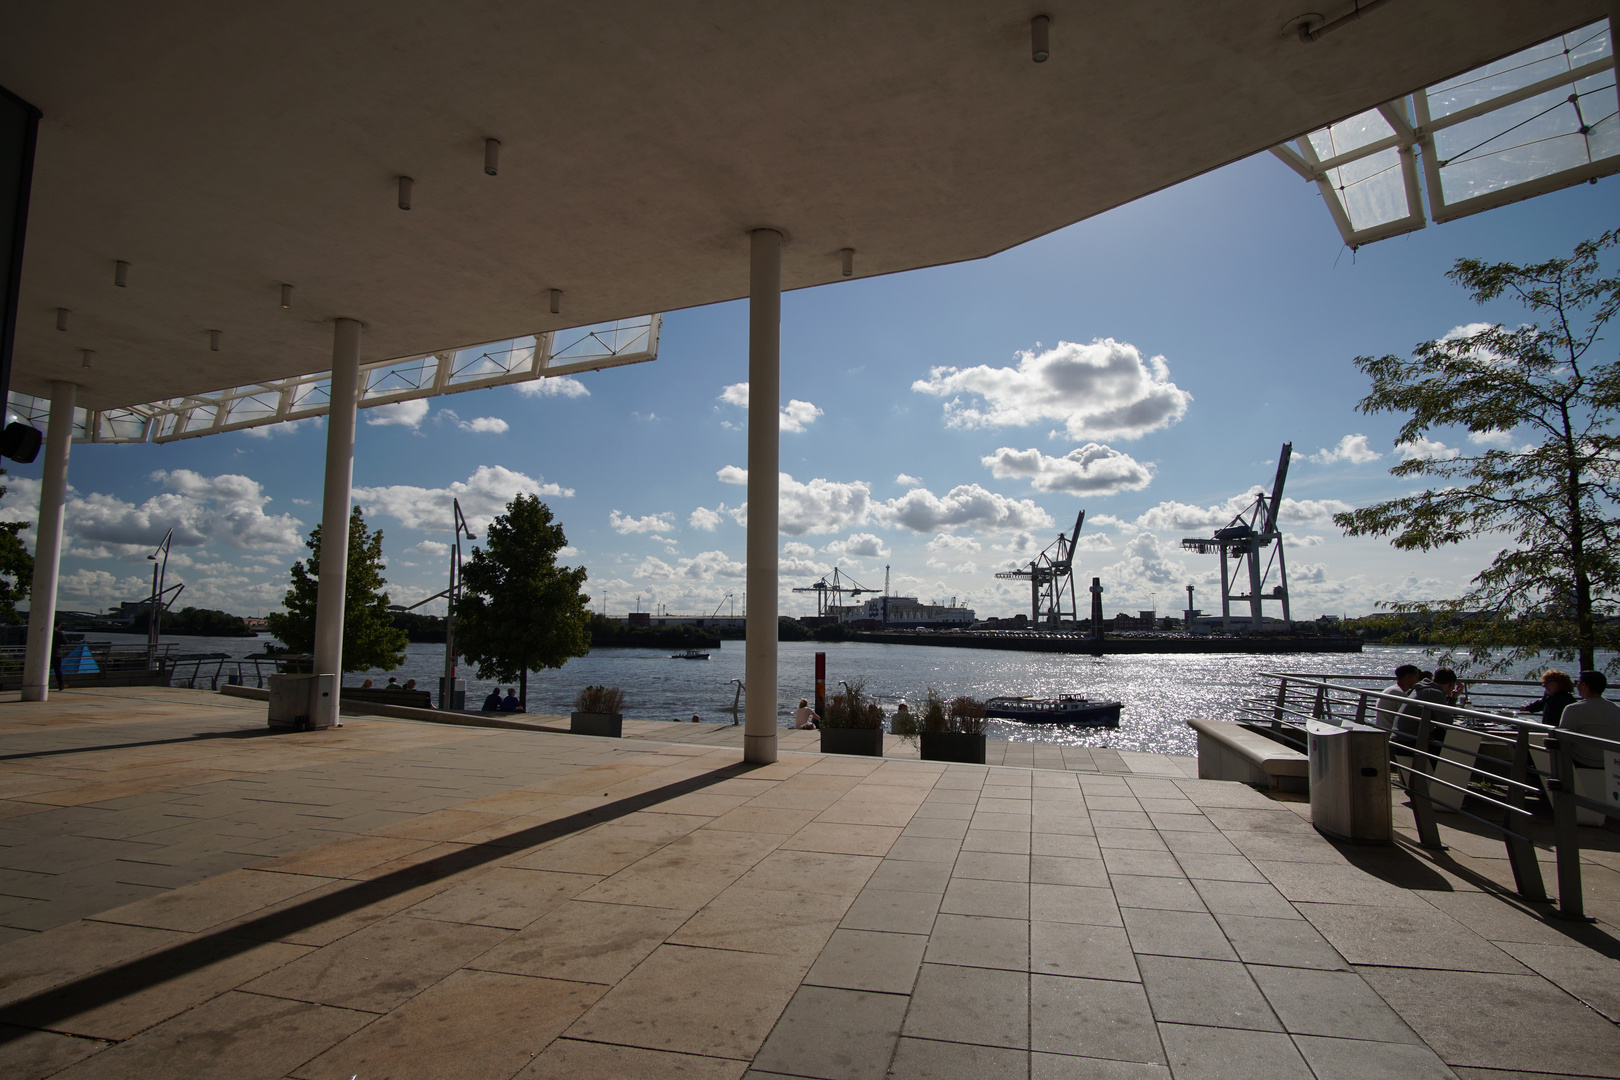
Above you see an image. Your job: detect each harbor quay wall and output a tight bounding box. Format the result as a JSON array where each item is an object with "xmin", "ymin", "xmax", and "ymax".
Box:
[{"xmin": 851, "ymin": 631, "xmax": 1362, "ymax": 655}]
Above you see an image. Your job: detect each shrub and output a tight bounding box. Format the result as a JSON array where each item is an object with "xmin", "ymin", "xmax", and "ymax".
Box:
[
  {"xmin": 824, "ymin": 677, "xmax": 884, "ymax": 729},
  {"xmin": 574, "ymin": 685, "xmax": 626, "ymax": 714},
  {"xmin": 947, "ymin": 696, "xmax": 988, "ymax": 736}
]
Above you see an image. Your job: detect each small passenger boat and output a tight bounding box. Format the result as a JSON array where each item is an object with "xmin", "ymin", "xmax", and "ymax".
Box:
[
  {"xmin": 984, "ymin": 695, "xmax": 1121, "ymax": 727},
  {"xmin": 672, "ymin": 649, "xmax": 711, "ymax": 660}
]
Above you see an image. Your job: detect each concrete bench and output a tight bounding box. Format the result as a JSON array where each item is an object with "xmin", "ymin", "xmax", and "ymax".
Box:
[{"xmin": 1188, "ymin": 717, "xmax": 1309, "ymax": 793}]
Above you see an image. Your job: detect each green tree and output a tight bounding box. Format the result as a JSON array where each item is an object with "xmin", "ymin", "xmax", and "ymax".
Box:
[
  {"xmin": 0, "ymin": 470, "xmax": 32, "ymax": 624},
  {"xmin": 1334, "ymin": 228, "xmax": 1620, "ymax": 673},
  {"xmin": 265, "ymin": 506, "xmax": 408, "ymax": 673},
  {"xmin": 454, "ymin": 495, "xmax": 591, "ymax": 705}
]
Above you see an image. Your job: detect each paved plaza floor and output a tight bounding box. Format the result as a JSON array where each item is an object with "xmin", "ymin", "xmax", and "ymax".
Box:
[{"xmin": 0, "ymin": 687, "xmax": 1616, "ymax": 1079}]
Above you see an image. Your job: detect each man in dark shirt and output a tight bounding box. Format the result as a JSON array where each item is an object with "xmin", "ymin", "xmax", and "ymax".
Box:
[
  {"xmin": 500, "ymin": 689, "xmax": 522, "ymax": 712},
  {"xmin": 481, "ymin": 688, "xmax": 503, "ymax": 712}
]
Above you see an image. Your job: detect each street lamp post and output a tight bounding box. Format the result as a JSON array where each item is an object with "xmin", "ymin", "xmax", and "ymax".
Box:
[
  {"xmin": 442, "ymin": 499, "xmax": 476, "ymax": 710},
  {"xmin": 146, "ymin": 528, "xmax": 174, "ymax": 669}
]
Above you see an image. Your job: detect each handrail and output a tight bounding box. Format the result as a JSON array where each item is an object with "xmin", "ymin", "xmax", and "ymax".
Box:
[{"xmin": 1243, "ymin": 671, "xmax": 1620, "ymax": 919}]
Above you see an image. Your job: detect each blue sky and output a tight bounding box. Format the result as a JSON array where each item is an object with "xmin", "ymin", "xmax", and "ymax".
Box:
[{"xmin": 4, "ymin": 149, "xmax": 1614, "ymax": 623}]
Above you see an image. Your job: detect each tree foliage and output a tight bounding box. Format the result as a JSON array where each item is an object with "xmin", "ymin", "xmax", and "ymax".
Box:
[
  {"xmin": 453, "ymin": 495, "xmax": 591, "ymax": 702},
  {"xmin": 1333, "ymin": 228, "xmax": 1620, "ymax": 673},
  {"xmin": 0, "ymin": 470, "xmax": 31, "ymax": 625},
  {"xmin": 265, "ymin": 506, "xmax": 408, "ymax": 672}
]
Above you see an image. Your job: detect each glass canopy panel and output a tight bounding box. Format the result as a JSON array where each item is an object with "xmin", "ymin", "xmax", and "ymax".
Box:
[
  {"xmin": 550, "ymin": 316, "xmax": 655, "ymax": 363},
  {"xmin": 1306, "ymin": 108, "xmax": 1395, "ymax": 159},
  {"xmin": 362, "ymin": 356, "xmax": 439, "ymax": 399},
  {"xmin": 447, "ymin": 341, "xmax": 533, "ymax": 385},
  {"xmin": 223, "ymin": 391, "xmax": 282, "ymax": 426},
  {"xmin": 95, "ymin": 409, "xmax": 150, "ymax": 441},
  {"xmin": 1326, "ymin": 146, "xmax": 1410, "ymax": 230}
]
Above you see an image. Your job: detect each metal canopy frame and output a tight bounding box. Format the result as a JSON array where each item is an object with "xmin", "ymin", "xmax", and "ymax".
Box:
[
  {"xmin": 1272, "ymin": 18, "xmax": 1619, "ymax": 248},
  {"xmin": 5, "ymin": 314, "xmax": 660, "ymax": 444}
]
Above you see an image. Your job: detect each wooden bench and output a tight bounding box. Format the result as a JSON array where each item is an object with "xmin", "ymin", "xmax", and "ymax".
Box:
[{"xmin": 1188, "ymin": 717, "xmax": 1309, "ymax": 793}]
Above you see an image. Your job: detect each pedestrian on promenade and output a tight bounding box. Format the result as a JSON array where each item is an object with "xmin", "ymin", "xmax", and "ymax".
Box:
[
  {"xmin": 1559, "ymin": 671, "xmax": 1620, "ymax": 770},
  {"xmin": 794, "ymin": 698, "xmax": 819, "ymax": 729},
  {"xmin": 50, "ymin": 626, "xmax": 67, "ymax": 692}
]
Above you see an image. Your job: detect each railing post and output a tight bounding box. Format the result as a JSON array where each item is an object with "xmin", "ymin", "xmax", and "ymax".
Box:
[
  {"xmin": 1546, "ymin": 735, "xmax": 1587, "ymax": 920},
  {"xmin": 1273, "ymin": 678, "xmax": 1288, "ymax": 730},
  {"xmin": 1505, "ymin": 727, "xmax": 1547, "ymax": 902},
  {"xmin": 1312, "ymin": 684, "xmax": 1327, "ymax": 720},
  {"xmin": 1406, "ymin": 707, "xmax": 1444, "ymax": 849},
  {"xmin": 1353, "ymin": 691, "xmax": 1368, "ymax": 726}
]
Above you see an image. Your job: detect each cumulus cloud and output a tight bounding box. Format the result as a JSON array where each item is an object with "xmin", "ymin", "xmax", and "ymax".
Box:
[
  {"xmin": 1304, "ymin": 434, "xmax": 1381, "ymax": 465},
  {"xmin": 408, "ymin": 540, "xmax": 450, "ymax": 557},
  {"xmin": 1396, "ymin": 437, "xmax": 1461, "ymax": 462},
  {"xmin": 632, "ymin": 550, "xmax": 748, "ymax": 582},
  {"xmin": 458, "ymin": 416, "xmax": 509, "ymax": 434},
  {"xmin": 717, "ymin": 382, "xmax": 824, "ymax": 432},
  {"xmin": 517, "ymin": 376, "xmax": 590, "ymax": 397},
  {"xmin": 875, "ymin": 484, "xmax": 1053, "ymax": 534},
  {"xmin": 981, "ymin": 444, "xmax": 1153, "ymax": 495},
  {"xmin": 896, "ymin": 474, "xmax": 923, "ymax": 486},
  {"xmin": 354, "ymin": 465, "xmax": 572, "ymax": 533},
  {"xmin": 715, "ymin": 468, "xmax": 873, "ymax": 536},
  {"xmin": 1468, "ymin": 429, "xmax": 1516, "ymax": 446},
  {"xmin": 610, "ymin": 510, "xmax": 675, "ymax": 535},
  {"xmin": 718, "ymin": 465, "xmax": 748, "ymax": 486},
  {"xmin": 1109, "ymin": 532, "xmax": 1189, "ymax": 587},
  {"xmin": 912, "ymin": 338, "xmax": 1192, "ymax": 441},
  {"xmin": 688, "ymin": 506, "xmax": 723, "ymax": 531},
  {"xmin": 825, "ymin": 533, "xmax": 890, "ymax": 559},
  {"xmin": 1132, "ymin": 488, "xmax": 1353, "ymax": 532},
  {"xmin": 365, "ymin": 399, "xmax": 430, "ymax": 428},
  {"xmin": 927, "ymin": 534, "xmax": 982, "ymax": 557}
]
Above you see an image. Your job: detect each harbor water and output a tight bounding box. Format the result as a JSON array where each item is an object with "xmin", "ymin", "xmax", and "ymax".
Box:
[{"xmin": 102, "ymin": 633, "xmax": 1571, "ymax": 757}]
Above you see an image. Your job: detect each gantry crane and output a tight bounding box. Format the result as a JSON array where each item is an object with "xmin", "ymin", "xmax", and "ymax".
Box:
[
  {"xmin": 995, "ymin": 510, "xmax": 1085, "ymax": 628},
  {"xmin": 792, "ymin": 567, "xmax": 878, "ymax": 619},
  {"xmin": 1180, "ymin": 443, "xmax": 1293, "ymax": 633}
]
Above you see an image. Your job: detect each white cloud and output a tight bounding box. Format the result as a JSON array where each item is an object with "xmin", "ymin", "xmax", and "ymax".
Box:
[
  {"xmin": 517, "ymin": 376, "xmax": 590, "ymax": 397},
  {"xmin": 1282, "ymin": 533, "xmax": 1326, "ymax": 548},
  {"xmin": 1132, "ymin": 488, "xmax": 1353, "ymax": 532},
  {"xmin": 632, "ymin": 550, "xmax": 748, "ymax": 582},
  {"xmin": 1396, "ymin": 437, "xmax": 1461, "ymax": 462},
  {"xmin": 782, "ymin": 542, "xmax": 816, "ymax": 558},
  {"xmin": 408, "ymin": 540, "xmax": 450, "ymax": 557},
  {"xmin": 714, "ymin": 468, "xmax": 873, "ymax": 536},
  {"xmin": 365, "ymin": 400, "xmax": 430, "ymax": 428},
  {"xmin": 717, "ymin": 383, "xmax": 824, "ymax": 433},
  {"xmin": 1305, "ymin": 434, "xmax": 1381, "ymax": 465},
  {"xmin": 1107, "ymin": 532, "xmax": 1190, "ymax": 588},
  {"xmin": 927, "ymin": 534, "xmax": 982, "ymax": 557},
  {"xmin": 458, "ymin": 416, "xmax": 509, "ymax": 434},
  {"xmin": 688, "ymin": 506, "xmax": 723, "ymax": 531},
  {"xmin": 610, "ymin": 510, "xmax": 675, "ymax": 535},
  {"xmin": 875, "ymin": 484, "xmax": 1054, "ymax": 534},
  {"xmin": 718, "ymin": 465, "xmax": 748, "ymax": 486},
  {"xmin": 825, "ymin": 533, "xmax": 890, "ymax": 559},
  {"xmin": 896, "ymin": 474, "xmax": 923, "ymax": 486},
  {"xmin": 981, "ymin": 444, "xmax": 1154, "ymax": 495},
  {"xmin": 354, "ymin": 464, "xmax": 572, "ymax": 534},
  {"xmin": 1468, "ymin": 429, "xmax": 1516, "ymax": 446},
  {"xmin": 911, "ymin": 338, "xmax": 1192, "ymax": 441}
]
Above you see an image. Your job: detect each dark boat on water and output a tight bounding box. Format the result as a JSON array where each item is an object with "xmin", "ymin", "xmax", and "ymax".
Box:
[
  {"xmin": 984, "ymin": 695, "xmax": 1121, "ymax": 727},
  {"xmin": 672, "ymin": 649, "xmax": 711, "ymax": 660}
]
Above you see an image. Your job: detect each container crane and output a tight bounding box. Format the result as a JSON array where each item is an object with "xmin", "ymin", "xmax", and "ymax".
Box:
[
  {"xmin": 995, "ymin": 510, "xmax": 1085, "ymax": 627},
  {"xmin": 791, "ymin": 568, "xmax": 877, "ymax": 619},
  {"xmin": 1180, "ymin": 443, "xmax": 1293, "ymax": 633}
]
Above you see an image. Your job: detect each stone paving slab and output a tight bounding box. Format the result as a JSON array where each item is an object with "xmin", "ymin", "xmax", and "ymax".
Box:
[{"xmin": 0, "ymin": 686, "xmax": 1616, "ymax": 1080}]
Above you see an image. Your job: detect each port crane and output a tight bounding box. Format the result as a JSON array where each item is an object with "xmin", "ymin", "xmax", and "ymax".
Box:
[
  {"xmin": 995, "ymin": 510, "xmax": 1085, "ymax": 628},
  {"xmin": 1180, "ymin": 442, "xmax": 1293, "ymax": 633},
  {"xmin": 792, "ymin": 567, "xmax": 878, "ymax": 620}
]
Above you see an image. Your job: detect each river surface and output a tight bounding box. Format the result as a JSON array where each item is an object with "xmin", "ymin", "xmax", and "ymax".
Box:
[{"xmin": 102, "ymin": 632, "xmax": 1582, "ymax": 757}]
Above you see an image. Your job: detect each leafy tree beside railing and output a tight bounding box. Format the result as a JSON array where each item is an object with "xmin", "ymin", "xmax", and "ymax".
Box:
[
  {"xmin": 1335, "ymin": 229, "xmax": 1620, "ymax": 674},
  {"xmin": 0, "ymin": 470, "xmax": 31, "ymax": 625},
  {"xmin": 265, "ymin": 506, "xmax": 408, "ymax": 673}
]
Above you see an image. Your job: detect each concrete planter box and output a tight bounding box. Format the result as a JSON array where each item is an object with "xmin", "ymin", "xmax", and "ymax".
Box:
[
  {"xmin": 921, "ymin": 731, "xmax": 986, "ymax": 764},
  {"xmin": 820, "ymin": 726, "xmax": 883, "ymax": 756},
  {"xmin": 570, "ymin": 711, "xmax": 623, "ymax": 738}
]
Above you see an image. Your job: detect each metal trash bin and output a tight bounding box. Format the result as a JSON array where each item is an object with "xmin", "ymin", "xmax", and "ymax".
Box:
[
  {"xmin": 1308, "ymin": 719, "xmax": 1391, "ymax": 844},
  {"xmin": 268, "ymin": 673, "xmax": 338, "ymax": 730}
]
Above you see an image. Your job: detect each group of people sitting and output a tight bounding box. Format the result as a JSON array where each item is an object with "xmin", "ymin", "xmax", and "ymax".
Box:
[
  {"xmin": 481, "ymin": 688, "xmax": 525, "ymax": 713},
  {"xmin": 1375, "ymin": 663, "xmax": 1620, "ymax": 771}
]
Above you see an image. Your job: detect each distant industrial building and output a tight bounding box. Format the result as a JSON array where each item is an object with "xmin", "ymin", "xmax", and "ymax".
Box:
[{"xmin": 827, "ymin": 596, "xmax": 976, "ymax": 629}]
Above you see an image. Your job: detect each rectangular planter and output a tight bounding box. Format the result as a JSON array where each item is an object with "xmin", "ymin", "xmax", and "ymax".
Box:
[
  {"xmin": 820, "ymin": 726, "xmax": 883, "ymax": 757},
  {"xmin": 571, "ymin": 711, "xmax": 623, "ymax": 738},
  {"xmin": 920, "ymin": 731, "xmax": 987, "ymax": 764}
]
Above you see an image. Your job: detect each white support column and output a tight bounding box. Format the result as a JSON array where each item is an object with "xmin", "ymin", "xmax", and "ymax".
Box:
[
  {"xmin": 311, "ymin": 318, "xmax": 362, "ymax": 727},
  {"xmin": 21, "ymin": 381, "xmax": 76, "ymax": 701},
  {"xmin": 744, "ymin": 229, "xmax": 781, "ymax": 765}
]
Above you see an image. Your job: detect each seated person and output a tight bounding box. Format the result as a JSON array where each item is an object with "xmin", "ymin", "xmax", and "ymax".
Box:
[
  {"xmin": 1398, "ymin": 667, "xmax": 1459, "ymax": 754},
  {"xmin": 1374, "ymin": 664, "xmax": 1422, "ymax": 734},
  {"xmin": 481, "ymin": 688, "xmax": 503, "ymax": 711},
  {"xmin": 1520, "ymin": 669, "xmax": 1576, "ymax": 724},
  {"xmin": 500, "ymin": 689, "xmax": 523, "ymax": 712},
  {"xmin": 1559, "ymin": 670, "xmax": 1620, "ymax": 771},
  {"xmin": 794, "ymin": 698, "xmax": 819, "ymax": 729},
  {"xmin": 360, "ymin": 678, "xmax": 374, "ymax": 689},
  {"xmin": 382, "ymin": 677, "xmax": 402, "ymax": 690}
]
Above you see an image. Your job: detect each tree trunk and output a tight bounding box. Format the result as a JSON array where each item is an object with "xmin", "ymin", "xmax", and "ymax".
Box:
[{"xmin": 519, "ymin": 668, "xmax": 527, "ymax": 712}]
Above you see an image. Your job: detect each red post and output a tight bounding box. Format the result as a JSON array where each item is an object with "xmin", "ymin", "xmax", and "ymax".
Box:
[{"xmin": 815, "ymin": 651, "xmax": 826, "ymax": 720}]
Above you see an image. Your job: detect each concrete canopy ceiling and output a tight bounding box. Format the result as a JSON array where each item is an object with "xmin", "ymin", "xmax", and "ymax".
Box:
[{"xmin": 0, "ymin": 1, "xmax": 1604, "ymax": 411}]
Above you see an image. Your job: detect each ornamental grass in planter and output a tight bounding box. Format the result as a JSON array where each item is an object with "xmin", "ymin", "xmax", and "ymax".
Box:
[
  {"xmin": 920, "ymin": 693, "xmax": 988, "ymax": 764},
  {"xmin": 820, "ymin": 677, "xmax": 885, "ymax": 756},
  {"xmin": 571, "ymin": 684, "xmax": 625, "ymax": 738}
]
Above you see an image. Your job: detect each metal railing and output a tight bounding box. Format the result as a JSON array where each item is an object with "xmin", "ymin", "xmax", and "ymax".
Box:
[
  {"xmin": 0, "ymin": 641, "xmax": 175, "ymax": 680},
  {"xmin": 1239, "ymin": 671, "xmax": 1620, "ymax": 920},
  {"xmin": 0, "ymin": 643, "xmax": 308, "ymax": 691}
]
